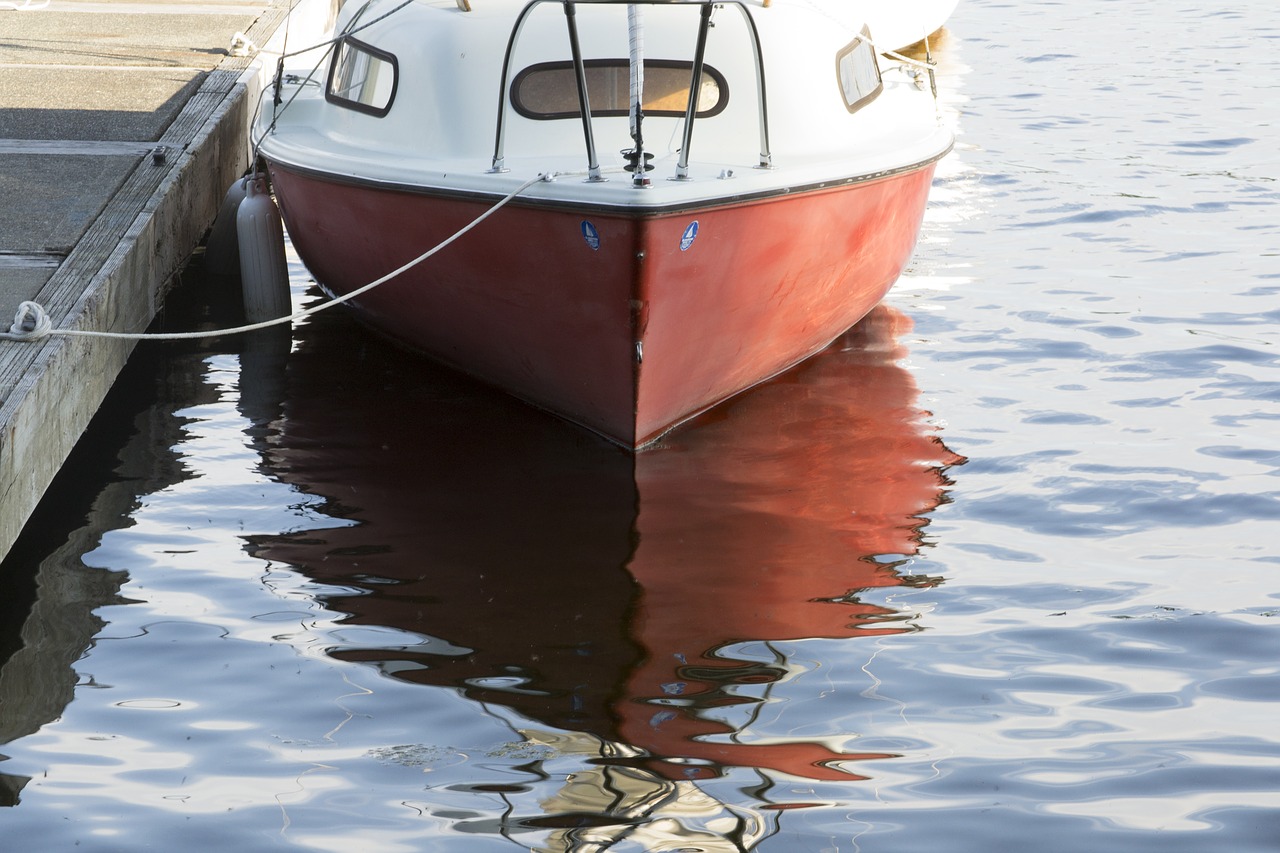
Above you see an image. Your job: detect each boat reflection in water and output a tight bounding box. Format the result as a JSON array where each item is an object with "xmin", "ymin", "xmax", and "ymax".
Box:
[{"xmin": 247, "ymin": 299, "xmax": 962, "ymax": 848}]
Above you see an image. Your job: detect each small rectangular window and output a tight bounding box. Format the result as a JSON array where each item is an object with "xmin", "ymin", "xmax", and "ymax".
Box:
[
  {"xmin": 326, "ymin": 37, "xmax": 398, "ymax": 117},
  {"xmin": 511, "ymin": 59, "xmax": 727, "ymax": 121},
  {"xmin": 835, "ymin": 28, "xmax": 882, "ymax": 113}
]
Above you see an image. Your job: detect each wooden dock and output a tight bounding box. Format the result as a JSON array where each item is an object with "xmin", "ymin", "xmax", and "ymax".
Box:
[{"xmin": 0, "ymin": 0, "xmax": 327, "ymax": 562}]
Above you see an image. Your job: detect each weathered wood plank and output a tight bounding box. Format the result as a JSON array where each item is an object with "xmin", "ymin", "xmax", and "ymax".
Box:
[
  {"xmin": 0, "ymin": 0, "xmax": 292, "ymax": 561},
  {"xmin": 0, "ymin": 253, "xmax": 63, "ymax": 269},
  {"xmin": 0, "ymin": 140, "xmax": 155, "ymax": 157}
]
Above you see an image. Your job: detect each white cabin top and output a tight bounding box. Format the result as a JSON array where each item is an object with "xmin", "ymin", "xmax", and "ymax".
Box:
[{"xmin": 258, "ymin": 0, "xmax": 953, "ymax": 206}]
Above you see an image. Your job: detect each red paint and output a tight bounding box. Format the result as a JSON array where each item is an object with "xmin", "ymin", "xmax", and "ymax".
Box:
[{"xmin": 269, "ymin": 163, "xmax": 937, "ymax": 447}]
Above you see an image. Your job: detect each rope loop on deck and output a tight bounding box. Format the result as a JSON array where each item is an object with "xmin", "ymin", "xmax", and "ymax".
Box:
[{"xmin": 1, "ymin": 301, "xmax": 54, "ymax": 342}]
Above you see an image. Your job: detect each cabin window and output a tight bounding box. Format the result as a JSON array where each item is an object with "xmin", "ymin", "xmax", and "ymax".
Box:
[
  {"xmin": 326, "ymin": 37, "xmax": 398, "ymax": 117},
  {"xmin": 511, "ymin": 59, "xmax": 728, "ymax": 120},
  {"xmin": 835, "ymin": 28, "xmax": 882, "ymax": 113}
]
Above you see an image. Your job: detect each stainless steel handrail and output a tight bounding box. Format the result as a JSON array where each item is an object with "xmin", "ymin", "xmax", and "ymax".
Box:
[{"xmin": 489, "ymin": 0, "xmax": 772, "ymax": 180}]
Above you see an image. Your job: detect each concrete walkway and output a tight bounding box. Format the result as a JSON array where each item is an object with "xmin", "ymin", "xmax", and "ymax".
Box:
[{"xmin": 0, "ymin": 0, "xmax": 319, "ymax": 561}]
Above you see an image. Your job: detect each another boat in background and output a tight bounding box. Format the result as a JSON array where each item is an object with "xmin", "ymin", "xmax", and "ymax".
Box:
[
  {"xmin": 860, "ymin": 0, "xmax": 958, "ymax": 52},
  {"xmin": 255, "ymin": 0, "xmax": 953, "ymax": 447}
]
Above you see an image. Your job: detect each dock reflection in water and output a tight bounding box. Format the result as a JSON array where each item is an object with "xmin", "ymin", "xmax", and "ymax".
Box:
[{"xmin": 245, "ymin": 298, "xmax": 961, "ymax": 844}]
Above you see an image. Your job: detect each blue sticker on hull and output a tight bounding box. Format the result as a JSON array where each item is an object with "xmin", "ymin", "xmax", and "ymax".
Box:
[
  {"xmin": 680, "ymin": 220, "xmax": 699, "ymax": 251},
  {"xmin": 581, "ymin": 220, "xmax": 601, "ymax": 251}
]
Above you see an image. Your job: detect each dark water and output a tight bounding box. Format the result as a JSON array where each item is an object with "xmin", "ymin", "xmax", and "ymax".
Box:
[{"xmin": 3, "ymin": 0, "xmax": 1280, "ymax": 849}]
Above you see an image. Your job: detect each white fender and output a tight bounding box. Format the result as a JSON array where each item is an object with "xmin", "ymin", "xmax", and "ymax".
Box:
[
  {"xmin": 237, "ymin": 175, "xmax": 292, "ymax": 323},
  {"xmin": 204, "ymin": 177, "xmax": 247, "ymax": 277}
]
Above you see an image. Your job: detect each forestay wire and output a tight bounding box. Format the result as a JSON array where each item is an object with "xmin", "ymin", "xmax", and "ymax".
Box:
[{"xmin": 627, "ymin": 4, "xmax": 644, "ymax": 141}]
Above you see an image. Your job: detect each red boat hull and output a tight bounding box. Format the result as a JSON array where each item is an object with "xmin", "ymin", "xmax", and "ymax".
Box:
[{"xmin": 268, "ymin": 163, "xmax": 938, "ymax": 447}]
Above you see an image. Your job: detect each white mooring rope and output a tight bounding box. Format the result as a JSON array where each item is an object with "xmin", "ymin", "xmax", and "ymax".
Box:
[{"xmin": 1, "ymin": 173, "xmax": 549, "ymax": 344}]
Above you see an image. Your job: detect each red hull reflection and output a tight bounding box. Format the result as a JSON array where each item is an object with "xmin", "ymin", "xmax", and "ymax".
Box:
[
  {"xmin": 248, "ymin": 301, "xmax": 961, "ymax": 783},
  {"xmin": 624, "ymin": 307, "xmax": 960, "ymax": 779}
]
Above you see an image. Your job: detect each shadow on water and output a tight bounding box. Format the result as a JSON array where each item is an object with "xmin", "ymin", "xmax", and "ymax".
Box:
[{"xmin": 0, "ymin": 264, "xmax": 244, "ymax": 805}]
